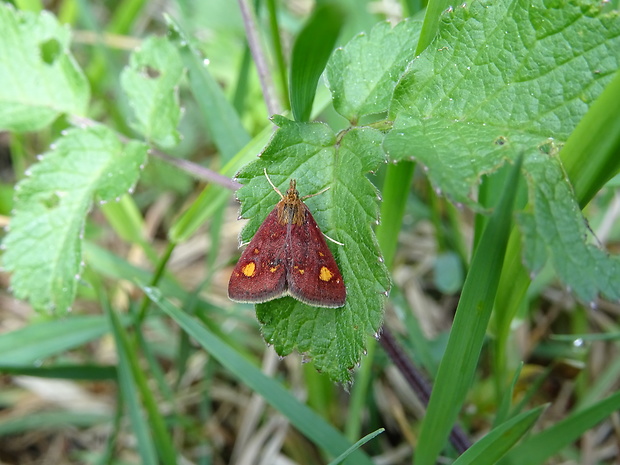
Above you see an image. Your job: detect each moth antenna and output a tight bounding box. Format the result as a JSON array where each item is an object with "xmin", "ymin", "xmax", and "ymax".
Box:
[
  {"xmin": 323, "ymin": 233, "xmax": 344, "ymax": 246},
  {"xmin": 301, "ymin": 185, "xmax": 330, "ymax": 200},
  {"xmin": 264, "ymin": 168, "xmax": 284, "ymax": 199}
]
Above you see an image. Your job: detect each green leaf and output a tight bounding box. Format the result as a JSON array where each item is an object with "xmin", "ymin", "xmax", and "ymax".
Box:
[
  {"xmin": 0, "ymin": 3, "xmax": 89, "ymax": 132},
  {"xmin": 383, "ymin": 0, "xmax": 620, "ymax": 303},
  {"xmin": 2, "ymin": 126, "xmax": 147, "ymax": 313},
  {"xmin": 120, "ymin": 36, "xmax": 183, "ymax": 148},
  {"xmin": 325, "ymin": 19, "xmax": 422, "ymax": 122},
  {"xmin": 234, "ymin": 116, "xmax": 390, "ymax": 383},
  {"xmin": 290, "ymin": 4, "xmax": 344, "ymax": 122},
  {"xmin": 143, "ymin": 285, "xmax": 375, "ymax": 465},
  {"xmin": 415, "ymin": 157, "xmax": 522, "ymax": 465}
]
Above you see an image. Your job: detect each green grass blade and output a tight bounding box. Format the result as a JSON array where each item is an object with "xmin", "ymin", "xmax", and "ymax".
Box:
[
  {"xmin": 0, "ymin": 364, "xmax": 116, "ymax": 380},
  {"xmin": 498, "ymin": 390, "xmax": 620, "ymax": 465},
  {"xmin": 168, "ymin": 123, "xmax": 272, "ymax": 243},
  {"xmin": 453, "ymin": 406, "xmax": 546, "ymax": 465},
  {"xmin": 290, "ymin": 4, "xmax": 343, "ymax": 122},
  {"xmin": 562, "ymin": 69, "xmax": 620, "ymax": 208},
  {"xmin": 328, "ymin": 428, "xmax": 384, "ymax": 465},
  {"xmin": 416, "ymin": 0, "xmax": 453, "ymax": 55},
  {"xmin": 415, "ymin": 157, "xmax": 523, "ymax": 465},
  {"xmin": 165, "ymin": 15, "xmax": 250, "ymax": 161},
  {"xmin": 105, "ymin": 300, "xmax": 177, "ymax": 465},
  {"xmin": 0, "ymin": 316, "xmax": 118, "ymax": 365},
  {"xmin": 142, "ymin": 285, "xmax": 375, "ymax": 465},
  {"xmin": 0, "ymin": 412, "xmax": 109, "ymax": 435}
]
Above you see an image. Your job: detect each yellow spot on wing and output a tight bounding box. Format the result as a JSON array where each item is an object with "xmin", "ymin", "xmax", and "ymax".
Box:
[
  {"xmin": 242, "ymin": 262, "xmax": 256, "ymax": 277},
  {"xmin": 319, "ymin": 266, "xmax": 333, "ymax": 282}
]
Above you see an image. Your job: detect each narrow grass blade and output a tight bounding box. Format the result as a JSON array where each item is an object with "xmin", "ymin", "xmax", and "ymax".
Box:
[
  {"xmin": 452, "ymin": 406, "xmax": 546, "ymax": 465},
  {"xmin": 0, "ymin": 412, "xmax": 109, "ymax": 435},
  {"xmin": 290, "ymin": 4, "xmax": 343, "ymax": 122},
  {"xmin": 0, "ymin": 364, "xmax": 116, "ymax": 380},
  {"xmin": 142, "ymin": 285, "xmax": 375, "ymax": 465},
  {"xmin": 561, "ymin": 69, "xmax": 620, "ymax": 207},
  {"xmin": 165, "ymin": 14, "xmax": 250, "ymax": 161},
  {"xmin": 327, "ymin": 428, "xmax": 384, "ymax": 465},
  {"xmin": 415, "ymin": 157, "xmax": 523, "ymax": 465},
  {"xmin": 0, "ymin": 316, "xmax": 119, "ymax": 365},
  {"xmin": 105, "ymin": 299, "xmax": 177, "ymax": 465},
  {"xmin": 498, "ymin": 390, "xmax": 620, "ymax": 465}
]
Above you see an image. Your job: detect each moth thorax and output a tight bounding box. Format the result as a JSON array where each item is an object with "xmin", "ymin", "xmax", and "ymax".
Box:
[{"xmin": 277, "ymin": 198, "xmax": 305, "ymax": 225}]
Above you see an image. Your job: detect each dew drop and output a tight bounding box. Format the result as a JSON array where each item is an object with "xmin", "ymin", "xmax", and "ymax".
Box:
[
  {"xmin": 589, "ymin": 301, "xmax": 597, "ymax": 310},
  {"xmin": 36, "ymin": 154, "xmax": 44, "ymax": 161},
  {"xmin": 75, "ymin": 274, "xmax": 81, "ymax": 280},
  {"xmin": 61, "ymin": 129, "xmax": 69, "ymax": 136},
  {"xmin": 363, "ymin": 349, "xmax": 368, "ymax": 356},
  {"xmin": 373, "ymin": 332, "xmax": 381, "ymax": 341},
  {"xmin": 49, "ymin": 143, "xmax": 57, "ymax": 150},
  {"xmin": 203, "ymin": 58, "xmax": 210, "ymax": 66},
  {"xmin": 24, "ymin": 169, "xmax": 31, "ymax": 176},
  {"xmin": 378, "ymin": 256, "xmax": 384, "ymax": 263},
  {"xmin": 573, "ymin": 338, "xmax": 584, "ymax": 348}
]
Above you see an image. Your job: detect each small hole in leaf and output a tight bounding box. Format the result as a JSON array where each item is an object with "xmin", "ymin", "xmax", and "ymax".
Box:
[
  {"xmin": 39, "ymin": 39, "xmax": 61, "ymax": 65},
  {"xmin": 538, "ymin": 140, "xmax": 560, "ymax": 155},
  {"xmin": 494, "ymin": 135, "xmax": 508, "ymax": 146},
  {"xmin": 140, "ymin": 65, "xmax": 161, "ymax": 79},
  {"xmin": 41, "ymin": 192, "xmax": 60, "ymax": 209}
]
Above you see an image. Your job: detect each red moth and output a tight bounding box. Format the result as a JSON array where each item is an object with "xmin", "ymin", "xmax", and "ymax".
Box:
[{"xmin": 228, "ymin": 172, "xmax": 346, "ymax": 308}]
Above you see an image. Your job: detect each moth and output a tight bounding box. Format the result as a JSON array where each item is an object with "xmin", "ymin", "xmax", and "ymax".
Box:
[{"xmin": 228, "ymin": 172, "xmax": 346, "ymax": 308}]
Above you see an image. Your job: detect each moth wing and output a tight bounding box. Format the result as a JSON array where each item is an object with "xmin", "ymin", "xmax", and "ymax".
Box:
[
  {"xmin": 286, "ymin": 206, "xmax": 346, "ymax": 308},
  {"xmin": 228, "ymin": 208, "xmax": 287, "ymax": 303}
]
